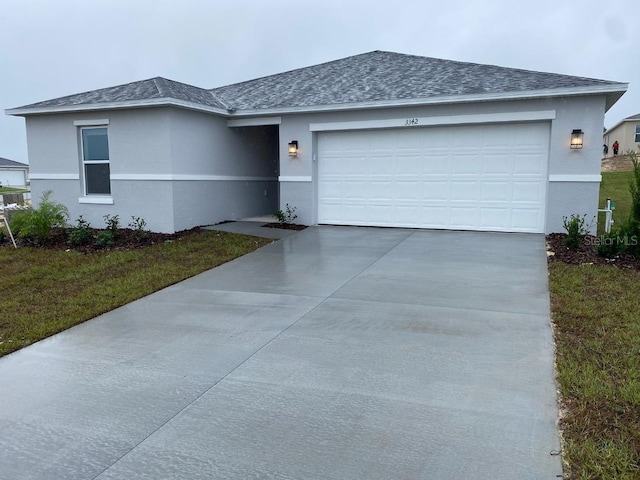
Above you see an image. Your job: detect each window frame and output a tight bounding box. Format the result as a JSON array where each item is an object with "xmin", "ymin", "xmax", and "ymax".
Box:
[
  {"xmin": 80, "ymin": 125, "xmax": 111, "ymax": 197},
  {"xmin": 635, "ymin": 124, "xmax": 640, "ymax": 143}
]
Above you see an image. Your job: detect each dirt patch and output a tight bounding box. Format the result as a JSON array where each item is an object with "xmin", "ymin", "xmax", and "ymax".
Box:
[
  {"xmin": 262, "ymin": 223, "xmax": 308, "ymax": 231},
  {"xmin": 601, "ymin": 155, "xmax": 634, "ymax": 172},
  {"xmin": 546, "ymin": 232, "xmax": 640, "ymax": 270}
]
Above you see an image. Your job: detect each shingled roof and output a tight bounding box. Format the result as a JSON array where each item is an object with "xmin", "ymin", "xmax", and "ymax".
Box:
[
  {"xmin": 210, "ymin": 50, "xmax": 624, "ymax": 110},
  {"xmin": 0, "ymin": 157, "xmax": 28, "ymax": 168},
  {"xmin": 14, "ymin": 77, "xmax": 229, "ymax": 111},
  {"xmin": 7, "ymin": 51, "xmax": 627, "ymax": 116}
]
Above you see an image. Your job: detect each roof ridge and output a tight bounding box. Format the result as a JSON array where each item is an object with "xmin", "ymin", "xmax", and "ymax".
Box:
[
  {"xmin": 152, "ymin": 77, "xmax": 170, "ymax": 97},
  {"xmin": 209, "ymin": 90, "xmax": 230, "ymax": 110}
]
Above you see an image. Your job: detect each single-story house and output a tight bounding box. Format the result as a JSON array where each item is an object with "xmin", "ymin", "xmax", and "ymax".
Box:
[
  {"xmin": 603, "ymin": 113, "xmax": 640, "ymax": 156},
  {"xmin": 0, "ymin": 157, "xmax": 29, "ymax": 188},
  {"xmin": 5, "ymin": 51, "xmax": 628, "ymax": 234}
]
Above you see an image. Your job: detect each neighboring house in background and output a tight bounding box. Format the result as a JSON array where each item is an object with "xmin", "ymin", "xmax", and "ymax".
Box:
[
  {"xmin": 0, "ymin": 157, "xmax": 29, "ymax": 188},
  {"xmin": 4, "ymin": 51, "xmax": 628, "ymax": 234},
  {"xmin": 603, "ymin": 113, "xmax": 640, "ymax": 156}
]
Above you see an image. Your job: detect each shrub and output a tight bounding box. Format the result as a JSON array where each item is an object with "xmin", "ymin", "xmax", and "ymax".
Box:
[
  {"xmin": 128, "ymin": 216, "xmax": 149, "ymax": 242},
  {"xmin": 628, "ymin": 150, "xmax": 640, "ymax": 224},
  {"xmin": 103, "ymin": 214, "xmax": 120, "ymax": 239},
  {"xmin": 596, "ymin": 230, "xmax": 624, "ymax": 257},
  {"xmin": 9, "ymin": 190, "xmax": 68, "ymax": 244},
  {"xmin": 274, "ymin": 204, "xmax": 298, "ymax": 225},
  {"xmin": 562, "ymin": 214, "xmax": 590, "ymax": 249},
  {"xmin": 95, "ymin": 230, "xmax": 115, "ymax": 248},
  {"xmin": 0, "ymin": 228, "xmax": 5, "ymax": 244},
  {"xmin": 68, "ymin": 216, "xmax": 94, "ymax": 246}
]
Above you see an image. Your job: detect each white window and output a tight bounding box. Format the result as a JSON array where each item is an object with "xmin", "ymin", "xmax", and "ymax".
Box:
[
  {"xmin": 81, "ymin": 127, "xmax": 111, "ymax": 195},
  {"xmin": 635, "ymin": 124, "xmax": 640, "ymax": 143}
]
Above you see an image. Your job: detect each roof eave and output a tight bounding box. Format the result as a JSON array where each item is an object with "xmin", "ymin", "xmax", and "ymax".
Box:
[
  {"xmin": 5, "ymin": 97, "xmax": 231, "ymax": 117},
  {"xmin": 6, "ymin": 83, "xmax": 627, "ymax": 119}
]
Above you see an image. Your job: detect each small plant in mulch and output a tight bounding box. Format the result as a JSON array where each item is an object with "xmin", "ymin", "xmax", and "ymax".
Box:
[
  {"xmin": 274, "ymin": 204, "xmax": 298, "ymax": 225},
  {"xmin": 264, "ymin": 203, "xmax": 307, "ymax": 231},
  {"xmin": 67, "ymin": 216, "xmax": 94, "ymax": 246},
  {"xmin": 128, "ymin": 216, "xmax": 150, "ymax": 242},
  {"xmin": 562, "ymin": 214, "xmax": 592, "ymax": 249}
]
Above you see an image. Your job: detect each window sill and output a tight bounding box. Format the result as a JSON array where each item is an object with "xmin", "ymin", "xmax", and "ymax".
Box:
[{"xmin": 78, "ymin": 196, "xmax": 113, "ymax": 205}]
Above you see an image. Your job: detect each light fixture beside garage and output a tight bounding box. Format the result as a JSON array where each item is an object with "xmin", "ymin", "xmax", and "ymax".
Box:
[
  {"xmin": 288, "ymin": 140, "xmax": 299, "ymax": 157},
  {"xmin": 570, "ymin": 129, "xmax": 584, "ymax": 149}
]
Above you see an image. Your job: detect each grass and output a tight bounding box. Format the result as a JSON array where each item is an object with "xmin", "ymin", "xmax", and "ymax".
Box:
[
  {"xmin": 549, "ymin": 263, "xmax": 640, "ymax": 478},
  {"xmin": 552, "ymin": 165, "xmax": 640, "ymax": 477},
  {"xmin": 0, "ymin": 186, "xmax": 29, "ymax": 194},
  {"xmin": 598, "ymin": 171, "xmax": 633, "ymax": 232},
  {"xmin": 0, "ymin": 230, "xmax": 271, "ymax": 357}
]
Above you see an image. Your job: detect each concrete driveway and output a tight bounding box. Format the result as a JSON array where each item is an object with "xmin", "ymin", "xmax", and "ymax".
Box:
[{"xmin": 0, "ymin": 226, "xmax": 561, "ymax": 479}]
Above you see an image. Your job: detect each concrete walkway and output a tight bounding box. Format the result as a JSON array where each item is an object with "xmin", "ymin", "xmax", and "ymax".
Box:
[{"xmin": 0, "ymin": 226, "xmax": 562, "ymax": 479}]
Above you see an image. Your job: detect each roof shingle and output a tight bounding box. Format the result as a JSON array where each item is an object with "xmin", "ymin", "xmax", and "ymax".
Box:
[
  {"xmin": 210, "ymin": 51, "xmax": 624, "ymax": 110},
  {"xmin": 0, "ymin": 157, "xmax": 28, "ymax": 168},
  {"xmin": 9, "ymin": 51, "xmax": 626, "ymax": 114},
  {"xmin": 17, "ymin": 77, "xmax": 228, "ymax": 110}
]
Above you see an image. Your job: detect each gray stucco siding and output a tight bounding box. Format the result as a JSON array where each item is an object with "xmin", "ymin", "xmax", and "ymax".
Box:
[
  {"xmin": 547, "ymin": 181, "xmax": 601, "ymax": 234},
  {"xmin": 25, "ymin": 107, "xmax": 278, "ymax": 232},
  {"xmin": 169, "ymin": 109, "xmax": 278, "ymax": 178},
  {"xmin": 172, "ymin": 180, "xmax": 278, "ymax": 232},
  {"xmin": 30, "ymin": 179, "xmax": 175, "ymax": 233}
]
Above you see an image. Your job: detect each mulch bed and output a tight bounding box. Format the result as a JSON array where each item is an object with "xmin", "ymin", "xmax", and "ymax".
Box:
[
  {"xmin": 546, "ymin": 232, "xmax": 640, "ymax": 270},
  {"xmin": 262, "ymin": 223, "xmax": 307, "ymax": 231},
  {"xmin": 1, "ymin": 227, "xmax": 202, "ymax": 253}
]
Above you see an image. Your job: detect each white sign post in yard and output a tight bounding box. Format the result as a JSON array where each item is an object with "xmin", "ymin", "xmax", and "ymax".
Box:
[
  {"xmin": 598, "ymin": 197, "xmax": 615, "ymax": 234},
  {"xmin": 0, "ymin": 205, "xmax": 17, "ymax": 248}
]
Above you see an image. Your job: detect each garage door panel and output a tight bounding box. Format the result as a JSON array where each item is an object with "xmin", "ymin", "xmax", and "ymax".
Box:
[
  {"xmin": 511, "ymin": 209, "xmax": 542, "ymax": 230},
  {"xmin": 395, "ymin": 181, "xmax": 422, "ymax": 200},
  {"xmin": 514, "ymin": 123, "xmax": 549, "ymax": 146},
  {"xmin": 343, "ymin": 181, "xmax": 369, "ymax": 200},
  {"xmin": 318, "ymin": 123, "xmax": 548, "ymax": 233},
  {"xmin": 370, "ymin": 157, "xmax": 396, "ymax": 175},
  {"xmin": 451, "ymin": 181, "xmax": 481, "ymax": 201},
  {"xmin": 421, "ymin": 206, "xmax": 449, "ymax": 226},
  {"xmin": 483, "ymin": 154, "xmax": 513, "ymax": 175},
  {"xmin": 321, "ymin": 180, "xmax": 343, "ymax": 200},
  {"xmin": 450, "ymin": 207, "xmax": 480, "ymax": 228},
  {"xmin": 480, "ymin": 208, "xmax": 510, "ymax": 229},
  {"xmin": 423, "ymin": 182, "xmax": 449, "ymax": 201},
  {"xmin": 514, "ymin": 153, "xmax": 546, "ymax": 175},
  {"xmin": 482, "ymin": 182, "xmax": 511, "ymax": 201},
  {"xmin": 451, "ymin": 155, "xmax": 482, "ymax": 174},
  {"xmin": 370, "ymin": 181, "xmax": 394, "ymax": 199},
  {"xmin": 512, "ymin": 182, "xmax": 544, "ymax": 202}
]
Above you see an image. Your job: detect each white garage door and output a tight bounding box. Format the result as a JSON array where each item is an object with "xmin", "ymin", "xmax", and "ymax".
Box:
[{"xmin": 317, "ymin": 123, "xmax": 549, "ymax": 233}]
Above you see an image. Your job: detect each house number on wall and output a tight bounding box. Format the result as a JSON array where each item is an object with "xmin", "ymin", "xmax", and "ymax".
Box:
[{"xmin": 404, "ymin": 118, "xmax": 419, "ymax": 126}]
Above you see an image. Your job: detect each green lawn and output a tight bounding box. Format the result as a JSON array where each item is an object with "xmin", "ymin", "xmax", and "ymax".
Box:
[
  {"xmin": 550, "ymin": 263, "xmax": 640, "ymax": 478},
  {"xmin": 0, "ymin": 230, "xmax": 271, "ymax": 357},
  {"xmin": 598, "ymin": 171, "xmax": 633, "ymax": 232}
]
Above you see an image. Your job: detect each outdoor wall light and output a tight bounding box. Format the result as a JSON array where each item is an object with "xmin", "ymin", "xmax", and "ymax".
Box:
[
  {"xmin": 570, "ymin": 129, "xmax": 584, "ymax": 149},
  {"xmin": 288, "ymin": 140, "xmax": 299, "ymax": 157}
]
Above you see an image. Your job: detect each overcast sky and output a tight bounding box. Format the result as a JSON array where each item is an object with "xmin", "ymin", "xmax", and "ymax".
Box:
[{"xmin": 1, "ymin": 0, "xmax": 637, "ymax": 163}]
